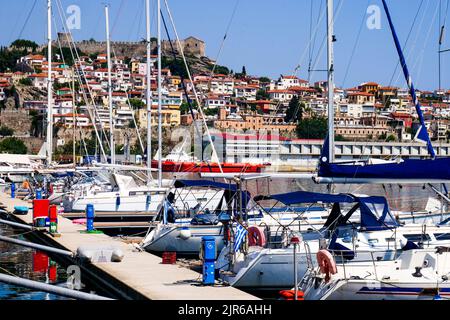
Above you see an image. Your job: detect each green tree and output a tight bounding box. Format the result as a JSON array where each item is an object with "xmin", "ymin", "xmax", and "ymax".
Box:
[
  {"xmin": 335, "ymin": 134, "xmax": 347, "ymax": 141},
  {"xmin": 29, "ymin": 110, "xmax": 44, "ymax": 137},
  {"xmin": 211, "ymin": 65, "xmax": 230, "ymax": 75},
  {"xmin": 256, "ymin": 89, "xmax": 269, "ymax": 100},
  {"xmin": 19, "ymin": 78, "xmax": 32, "ymax": 86},
  {"xmin": 129, "ymin": 98, "xmax": 145, "ymax": 109},
  {"xmin": 259, "ymin": 77, "xmax": 271, "ymax": 83},
  {"xmin": 0, "ymin": 47, "xmax": 26, "ymax": 72},
  {"xmin": 11, "ymin": 39, "xmax": 38, "ymax": 51},
  {"xmin": 0, "ymin": 126, "xmax": 14, "ymax": 136},
  {"xmin": 204, "ymin": 107, "xmax": 218, "ymax": 116},
  {"xmin": 161, "ymin": 56, "xmax": 189, "ymax": 79},
  {"xmin": 285, "ymin": 96, "xmax": 303, "ymax": 123},
  {"xmin": 296, "ymin": 116, "xmax": 328, "ymax": 139},
  {"xmin": 386, "ymin": 134, "xmax": 396, "ymax": 142},
  {"xmin": 241, "ymin": 65, "xmax": 246, "ymax": 76},
  {"xmin": 0, "ymin": 137, "xmax": 27, "ymax": 154},
  {"xmin": 40, "ymin": 46, "xmax": 85, "ymax": 66},
  {"xmin": 180, "ymin": 100, "xmax": 197, "ymax": 114}
]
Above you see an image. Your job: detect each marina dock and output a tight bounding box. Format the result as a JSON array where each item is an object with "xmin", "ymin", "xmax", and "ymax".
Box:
[{"xmin": 0, "ymin": 193, "xmax": 258, "ymax": 300}]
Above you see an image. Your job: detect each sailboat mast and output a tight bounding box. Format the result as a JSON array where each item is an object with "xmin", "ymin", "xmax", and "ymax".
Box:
[
  {"xmin": 72, "ymin": 67, "xmax": 76, "ymax": 167},
  {"xmin": 105, "ymin": 5, "xmax": 115, "ymax": 164},
  {"xmin": 157, "ymin": 0, "xmax": 162, "ymax": 187},
  {"xmin": 439, "ymin": 0, "xmax": 444, "ymax": 92},
  {"xmin": 381, "ymin": 0, "xmax": 436, "ymax": 159},
  {"xmin": 46, "ymin": 0, "xmax": 53, "ymax": 164},
  {"xmin": 326, "ymin": 0, "xmax": 335, "ymax": 163},
  {"xmin": 146, "ymin": 0, "xmax": 152, "ymax": 185}
]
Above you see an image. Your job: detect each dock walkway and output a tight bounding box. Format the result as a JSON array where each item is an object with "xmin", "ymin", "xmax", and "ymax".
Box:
[{"xmin": 0, "ymin": 193, "xmax": 258, "ymax": 300}]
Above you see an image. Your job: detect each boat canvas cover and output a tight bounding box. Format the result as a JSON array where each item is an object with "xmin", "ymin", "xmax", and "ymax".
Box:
[
  {"xmin": 174, "ymin": 179, "xmax": 240, "ymax": 191},
  {"xmin": 358, "ymin": 196, "xmax": 399, "ymax": 231},
  {"xmin": 255, "ymin": 190, "xmax": 398, "ymax": 231},
  {"xmin": 174, "ymin": 179, "xmax": 251, "ymax": 210},
  {"xmin": 254, "ymin": 190, "xmax": 355, "ymax": 205}
]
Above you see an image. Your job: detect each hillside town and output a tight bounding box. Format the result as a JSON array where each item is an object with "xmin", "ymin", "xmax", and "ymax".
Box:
[{"xmin": 1, "ymin": 35, "xmax": 450, "ymax": 160}]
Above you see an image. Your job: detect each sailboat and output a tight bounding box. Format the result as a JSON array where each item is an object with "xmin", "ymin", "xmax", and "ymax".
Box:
[
  {"xmin": 315, "ymin": 0, "xmax": 450, "ymax": 185},
  {"xmin": 301, "ymin": 247, "xmax": 450, "ymax": 300}
]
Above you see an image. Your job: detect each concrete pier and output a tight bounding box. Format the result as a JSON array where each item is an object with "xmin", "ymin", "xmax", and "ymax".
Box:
[{"xmin": 0, "ymin": 193, "xmax": 258, "ymax": 300}]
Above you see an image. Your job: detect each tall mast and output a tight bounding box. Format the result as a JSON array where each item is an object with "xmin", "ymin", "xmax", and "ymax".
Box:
[
  {"xmin": 439, "ymin": 0, "xmax": 445, "ymax": 92},
  {"xmin": 326, "ymin": 0, "xmax": 335, "ymax": 163},
  {"xmin": 157, "ymin": 0, "xmax": 162, "ymax": 187},
  {"xmin": 46, "ymin": 0, "xmax": 53, "ymax": 164},
  {"xmin": 382, "ymin": 0, "xmax": 436, "ymax": 158},
  {"xmin": 72, "ymin": 67, "xmax": 76, "ymax": 167},
  {"xmin": 146, "ymin": 0, "xmax": 152, "ymax": 185},
  {"xmin": 105, "ymin": 5, "xmax": 115, "ymax": 164}
]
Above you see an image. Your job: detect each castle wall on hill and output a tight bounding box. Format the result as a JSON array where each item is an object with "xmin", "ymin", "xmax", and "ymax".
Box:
[{"xmin": 53, "ymin": 33, "xmax": 205, "ymax": 58}]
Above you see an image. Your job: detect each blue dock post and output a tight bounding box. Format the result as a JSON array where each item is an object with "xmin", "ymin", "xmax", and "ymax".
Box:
[
  {"xmin": 86, "ymin": 204, "xmax": 95, "ymax": 232},
  {"xmin": 201, "ymin": 236, "xmax": 216, "ymax": 285},
  {"xmin": 10, "ymin": 183, "xmax": 15, "ymax": 199}
]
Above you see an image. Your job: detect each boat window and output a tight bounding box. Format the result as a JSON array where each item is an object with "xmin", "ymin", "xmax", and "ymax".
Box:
[
  {"xmin": 434, "ymin": 233, "xmax": 450, "ymax": 240},
  {"xmin": 403, "ymin": 234, "xmax": 431, "ymax": 242}
]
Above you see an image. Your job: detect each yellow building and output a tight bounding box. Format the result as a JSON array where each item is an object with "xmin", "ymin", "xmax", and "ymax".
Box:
[
  {"xmin": 360, "ymin": 82, "xmax": 379, "ymax": 95},
  {"xmin": 138, "ymin": 108, "xmax": 181, "ymax": 127},
  {"xmin": 168, "ymin": 76, "xmax": 181, "ymax": 87}
]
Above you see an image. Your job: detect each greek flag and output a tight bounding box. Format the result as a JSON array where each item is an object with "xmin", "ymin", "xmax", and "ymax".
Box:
[{"xmin": 233, "ymin": 224, "xmax": 248, "ymax": 252}]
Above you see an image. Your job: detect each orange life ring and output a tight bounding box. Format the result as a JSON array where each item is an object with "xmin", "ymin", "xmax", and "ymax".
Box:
[
  {"xmin": 279, "ymin": 290, "xmax": 304, "ymax": 300},
  {"xmin": 316, "ymin": 249, "xmax": 337, "ymax": 283},
  {"xmin": 22, "ymin": 180, "xmax": 30, "ymax": 189},
  {"xmin": 247, "ymin": 226, "xmax": 266, "ymax": 247}
]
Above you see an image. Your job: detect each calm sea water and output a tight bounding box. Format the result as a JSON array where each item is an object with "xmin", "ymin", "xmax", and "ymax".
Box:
[
  {"xmin": 0, "ymin": 177, "xmax": 436, "ymax": 300},
  {"xmin": 0, "ymin": 224, "xmax": 71, "ymax": 300}
]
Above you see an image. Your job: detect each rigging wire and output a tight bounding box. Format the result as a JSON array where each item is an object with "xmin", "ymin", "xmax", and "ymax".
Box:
[
  {"xmin": 162, "ymin": 0, "xmax": 224, "ymax": 173},
  {"xmin": 209, "ymin": 0, "xmax": 240, "ymax": 77},
  {"xmin": 54, "ymin": 0, "xmax": 109, "ymax": 161},
  {"xmin": 126, "ymin": 0, "xmax": 144, "ymax": 41},
  {"xmin": 7, "ymin": 0, "xmax": 33, "ymax": 44},
  {"xmin": 273, "ymin": 0, "xmax": 344, "ymax": 117},
  {"xmin": 310, "ymin": 0, "xmax": 344, "ymax": 80},
  {"xmin": 16, "ymin": 0, "xmax": 38, "ymax": 43},
  {"xmin": 341, "ymin": 0, "xmax": 371, "ymax": 89},
  {"xmin": 387, "ymin": 0, "xmax": 426, "ymax": 90},
  {"xmin": 111, "ymin": 0, "xmax": 125, "ymax": 35},
  {"xmin": 272, "ymin": 0, "xmax": 329, "ymax": 116},
  {"xmin": 52, "ymin": 15, "xmax": 90, "ymax": 159},
  {"xmin": 309, "ymin": 0, "xmax": 324, "ymax": 81},
  {"xmin": 412, "ymin": 3, "xmax": 440, "ymax": 88},
  {"xmin": 54, "ymin": 0, "xmax": 112, "ymax": 154}
]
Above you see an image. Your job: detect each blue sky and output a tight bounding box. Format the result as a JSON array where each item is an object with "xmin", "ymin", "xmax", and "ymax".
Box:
[{"xmin": 1, "ymin": 0, "xmax": 449, "ymax": 90}]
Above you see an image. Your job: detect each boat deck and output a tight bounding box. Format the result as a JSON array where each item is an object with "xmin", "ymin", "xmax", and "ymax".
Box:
[{"xmin": 0, "ymin": 193, "xmax": 258, "ymax": 300}]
